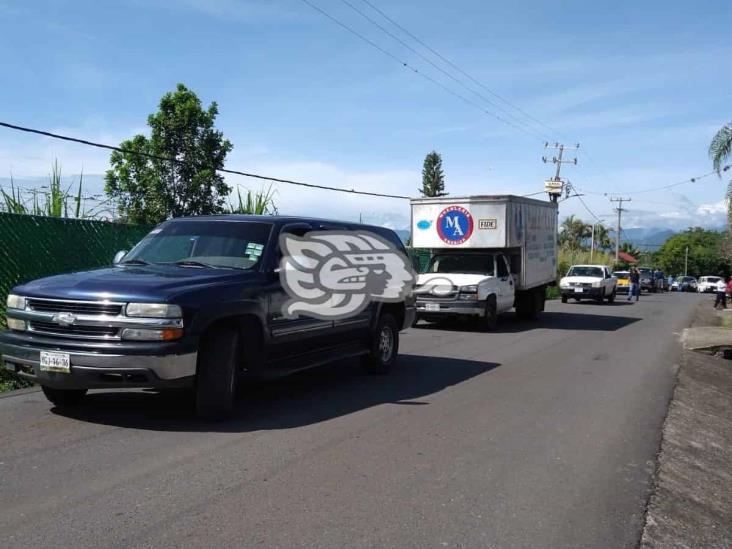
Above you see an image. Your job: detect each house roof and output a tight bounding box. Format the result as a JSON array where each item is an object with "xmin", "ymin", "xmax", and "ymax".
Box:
[{"xmin": 618, "ymin": 251, "xmax": 638, "ymax": 264}]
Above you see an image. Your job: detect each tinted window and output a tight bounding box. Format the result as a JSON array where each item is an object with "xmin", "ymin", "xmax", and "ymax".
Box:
[{"xmin": 125, "ymin": 220, "xmax": 273, "ymax": 270}]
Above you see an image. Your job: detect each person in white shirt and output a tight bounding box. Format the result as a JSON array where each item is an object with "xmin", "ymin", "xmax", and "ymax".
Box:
[{"xmin": 714, "ymin": 277, "xmax": 727, "ymax": 309}]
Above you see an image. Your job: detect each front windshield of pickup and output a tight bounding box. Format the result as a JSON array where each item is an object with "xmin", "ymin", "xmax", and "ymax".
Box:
[
  {"xmin": 124, "ymin": 220, "xmax": 273, "ymax": 270},
  {"xmin": 427, "ymin": 254, "xmax": 495, "ymax": 275},
  {"xmin": 567, "ymin": 266, "xmax": 603, "ymax": 278}
]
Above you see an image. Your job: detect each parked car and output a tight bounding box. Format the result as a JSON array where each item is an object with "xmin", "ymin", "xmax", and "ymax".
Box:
[
  {"xmin": 613, "ymin": 271, "xmax": 630, "ymax": 294},
  {"xmin": 638, "ymin": 267, "xmax": 655, "ymax": 293},
  {"xmin": 697, "ymin": 276, "xmax": 723, "ymax": 293},
  {"xmin": 0, "ymin": 215, "xmax": 416, "ymax": 420},
  {"xmin": 671, "ymin": 276, "xmax": 698, "ymax": 292},
  {"xmin": 559, "ymin": 264, "xmax": 617, "ymax": 304}
]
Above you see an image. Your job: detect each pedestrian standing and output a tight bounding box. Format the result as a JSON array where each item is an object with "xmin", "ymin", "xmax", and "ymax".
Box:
[
  {"xmin": 628, "ymin": 267, "xmax": 640, "ymax": 302},
  {"xmin": 714, "ymin": 276, "xmax": 728, "ymax": 309}
]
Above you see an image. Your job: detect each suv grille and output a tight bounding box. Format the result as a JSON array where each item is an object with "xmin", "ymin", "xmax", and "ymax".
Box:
[
  {"xmin": 26, "ymin": 298, "xmax": 123, "ymax": 316},
  {"xmin": 28, "ymin": 321, "xmax": 119, "ymax": 339}
]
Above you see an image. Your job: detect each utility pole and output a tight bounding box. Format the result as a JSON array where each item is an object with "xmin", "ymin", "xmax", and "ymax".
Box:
[
  {"xmin": 610, "ymin": 197, "xmax": 631, "ymax": 263},
  {"xmin": 542, "ymin": 142, "xmax": 579, "ymax": 202},
  {"xmin": 684, "ymin": 246, "xmax": 689, "ymax": 276}
]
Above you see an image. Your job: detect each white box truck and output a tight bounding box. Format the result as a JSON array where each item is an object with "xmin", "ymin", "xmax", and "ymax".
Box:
[{"xmin": 410, "ymin": 195, "xmax": 557, "ymax": 329}]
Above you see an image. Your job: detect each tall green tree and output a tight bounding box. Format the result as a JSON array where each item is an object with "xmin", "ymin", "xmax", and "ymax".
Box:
[
  {"xmin": 654, "ymin": 228, "xmax": 729, "ymax": 277},
  {"xmin": 105, "ymin": 84, "xmax": 233, "ymax": 223},
  {"xmin": 709, "ymin": 122, "xmax": 732, "ymax": 226},
  {"xmin": 419, "ymin": 151, "xmax": 447, "ymax": 197},
  {"xmin": 559, "ymin": 215, "xmax": 589, "ymax": 250}
]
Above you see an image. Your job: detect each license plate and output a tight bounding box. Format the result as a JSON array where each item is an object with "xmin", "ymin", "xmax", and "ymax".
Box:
[
  {"xmin": 40, "ymin": 351, "xmax": 71, "ymax": 373},
  {"xmin": 574, "ymin": 288, "xmax": 584, "ymax": 293},
  {"xmin": 426, "ymin": 303, "xmax": 440, "ymax": 312}
]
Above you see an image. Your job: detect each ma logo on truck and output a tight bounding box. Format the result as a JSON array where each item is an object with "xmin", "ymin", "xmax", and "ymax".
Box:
[{"xmin": 437, "ymin": 206, "xmax": 473, "ymax": 245}]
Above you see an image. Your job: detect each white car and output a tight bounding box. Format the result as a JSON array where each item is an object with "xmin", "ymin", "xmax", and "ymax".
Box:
[
  {"xmin": 697, "ymin": 276, "xmax": 722, "ymax": 293},
  {"xmin": 559, "ymin": 264, "xmax": 617, "ymax": 304}
]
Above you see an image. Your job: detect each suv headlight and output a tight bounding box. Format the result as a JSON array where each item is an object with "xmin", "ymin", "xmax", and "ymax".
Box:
[
  {"xmin": 6, "ymin": 294, "xmax": 26, "ymax": 310},
  {"xmin": 125, "ymin": 303, "xmax": 182, "ymax": 318}
]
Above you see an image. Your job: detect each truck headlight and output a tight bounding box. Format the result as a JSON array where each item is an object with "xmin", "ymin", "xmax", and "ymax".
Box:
[
  {"xmin": 459, "ymin": 285, "xmax": 478, "ymax": 293},
  {"xmin": 120, "ymin": 328, "xmax": 183, "ymax": 341},
  {"xmin": 559, "ymin": 279, "xmax": 569, "ymax": 288},
  {"xmin": 6, "ymin": 294, "xmax": 26, "ymax": 310},
  {"xmin": 6, "ymin": 318, "xmax": 26, "ymax": 331},
  {"xmin": 125, "ymin": 303, "xmax": 182, "ymax": 318}
]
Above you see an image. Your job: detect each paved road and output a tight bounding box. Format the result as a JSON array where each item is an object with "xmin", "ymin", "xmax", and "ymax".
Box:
[{"xmin": 0, "ymin": 292, "xmax": 702, "ymax": 548}]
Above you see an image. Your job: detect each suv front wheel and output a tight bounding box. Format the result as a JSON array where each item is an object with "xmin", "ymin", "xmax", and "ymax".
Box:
[
  {"xmin": 363, "ymin": 313, "xmax": 399, "ymax": 374},
  {"xmin": 196, "ymin": 327, "xmax": 240, "ymax": 420}
]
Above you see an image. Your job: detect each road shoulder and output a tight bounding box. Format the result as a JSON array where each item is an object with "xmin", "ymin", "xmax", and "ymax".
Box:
[{"xmin": 640, "ymin": 304, "xmax": 732, "ymax": 548}]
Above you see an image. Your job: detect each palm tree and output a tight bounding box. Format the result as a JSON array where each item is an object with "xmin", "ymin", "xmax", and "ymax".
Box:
[
  {"xmin": 592, "ymin": 224, "xmax": 612, "ymax": 251},
  {"xmin": 620, "ymin": 241, "xmax": 640, "ymax": 258},
  {"xmin": 709, "ymin": 122, "xmax": 732, "ymax": 225},
  {"xmin": 559, "ymin": 215, "xmax": 590, "ymax": 250}
]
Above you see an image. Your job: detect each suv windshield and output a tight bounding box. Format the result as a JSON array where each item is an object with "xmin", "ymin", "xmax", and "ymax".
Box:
[
  {"xmin": 124, "ymin": 220, "xmax": 273, "ymax": 270},
  {"xmin": 567, "ymin": 266, "xmax": 603, "ymax": 278},
  {"xmin": 428, "ymin": 253, "xmax": 495, "ymax": 275}
]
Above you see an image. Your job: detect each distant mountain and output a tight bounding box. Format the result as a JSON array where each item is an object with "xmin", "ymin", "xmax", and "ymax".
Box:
[
  {"xmin": 621, "ymin": 228, "xmax": 677, "ymax": 251},
  {"xmin": 393, "ymin": 229, "xmax": 410, "ymax": 243}
]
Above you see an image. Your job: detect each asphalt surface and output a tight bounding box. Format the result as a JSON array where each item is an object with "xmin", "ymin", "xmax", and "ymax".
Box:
[{"xmin": 0, "ymin": 292, "xmax": 701, "ymax": 548}]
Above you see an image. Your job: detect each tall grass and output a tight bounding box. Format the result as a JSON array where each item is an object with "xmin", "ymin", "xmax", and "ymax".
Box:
[
  {"xmin": 228, "ymin": 185, "xmax": 278, "ymax": 215},
  {"xmin": 1, "ymin": 161, "xmax": 86, "ymax": 218}
]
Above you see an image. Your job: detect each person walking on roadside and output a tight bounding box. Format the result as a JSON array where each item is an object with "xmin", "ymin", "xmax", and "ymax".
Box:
[
  {"xmin": 714, "ymin": 276, "xmax": 728, "ymax": 309},
  {"xmin": 628, "ymin": 267, "xmax": 640, "ymax": 302}
]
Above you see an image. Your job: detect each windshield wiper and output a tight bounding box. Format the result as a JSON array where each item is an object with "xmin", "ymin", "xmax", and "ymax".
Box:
[
  {"xmin": 119, "ymin": 258, "xmax": 150, "ymax": 266},
  {"xmin": 169, "ymin": 260, "xmax": 221, "ymax": 269}
]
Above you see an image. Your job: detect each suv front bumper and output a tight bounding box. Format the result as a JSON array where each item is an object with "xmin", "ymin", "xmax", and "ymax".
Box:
[{"xmin": 0, "ymin": 336, "xmax": 196, "ymax": 390}]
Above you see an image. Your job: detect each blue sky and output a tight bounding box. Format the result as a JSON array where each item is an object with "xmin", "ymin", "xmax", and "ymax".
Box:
[{"xmin": 1, "ymin": 0, "xmax": 730, "ymax": 231}]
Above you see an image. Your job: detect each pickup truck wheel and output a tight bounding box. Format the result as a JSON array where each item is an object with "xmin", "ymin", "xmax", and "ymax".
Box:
[
  {"xmin": 561, "ymin": 295, "xmax": 568, "ymax": 303},
  {"xmin": 481, "ymin": 296, "xmax": 498, "ymax": 331},
  {"xmin": 363, "ymin": 313, "xmax": 399, "ymax": 374},
  {"xmin": 606, "ymin": 289, "xmax": 616, "ymax": 304},
  {"xmin": 196, "ymin": 327, "xmax": 239, "ymax": 421},
  {"xmin": 41, "ymin": 386, "xmax": 87, "ymax": 406}
]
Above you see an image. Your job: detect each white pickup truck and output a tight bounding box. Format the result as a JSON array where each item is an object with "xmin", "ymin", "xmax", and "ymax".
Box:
[{"xmin": 559, "ymin": 264, "xmax": 617, "ymax": 304}]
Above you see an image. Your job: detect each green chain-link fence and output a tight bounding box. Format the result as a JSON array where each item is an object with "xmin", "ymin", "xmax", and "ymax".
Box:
[
  {"xmin": 406, "ymin": 247, "xmax": 431, "ymax": 273},
  {"xmin": 0, "ymin": 213, "xmax": 152, "ymax": 327}
]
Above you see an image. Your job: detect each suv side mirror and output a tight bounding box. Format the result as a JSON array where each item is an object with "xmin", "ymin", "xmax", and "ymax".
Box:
[{"xmin": 113, "ymin": 250, "xmax": 128, "ymax": 264}]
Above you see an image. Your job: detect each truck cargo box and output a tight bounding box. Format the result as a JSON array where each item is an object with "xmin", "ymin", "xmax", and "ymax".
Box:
[{"xmin": 410, "ymin": 195, "xmax": 557, "ymax": 290}]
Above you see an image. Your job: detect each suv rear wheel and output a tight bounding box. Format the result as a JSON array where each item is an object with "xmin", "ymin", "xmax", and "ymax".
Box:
[
  {"xmin": 363, "ymin": 313, "xmax": 399, "ymax": 374},
  {"xmin": 41, "ymin": 386, "xmax": 87, "ymax": 406},
  {"xmin": 196, "ymin": 327, "xmax": 240, "ymax": 420}
]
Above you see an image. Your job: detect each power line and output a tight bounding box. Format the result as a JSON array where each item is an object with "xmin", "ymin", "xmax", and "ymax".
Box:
[
  {"xmin": 0, "ymin": 121, "xmax": 411, "ymax": 200},
  {"xmin": 299, "ymin": 0, "xmax": 546, "ymax": 141},
  {"xmin": 338, "ymin": 0, "xmax": 550, "ymax": 141},
  {"xmin": 574, "ymin": 165, "xmax": 730, "ymax": 197},
  {"xmin": 356, "ymin": 0, "xmax": 565, "ymax": 142}
]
